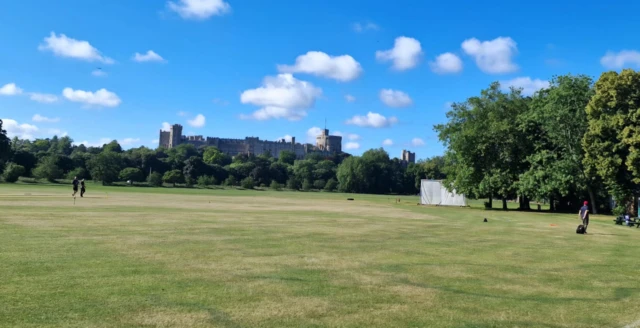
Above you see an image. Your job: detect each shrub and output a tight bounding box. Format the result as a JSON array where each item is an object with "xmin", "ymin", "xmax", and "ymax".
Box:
[
  {"xmin": 119, "ymin": 167, "xmax": 144, "ymax": 182},
  {"xmin": 324, "ymin": 178, "xmax": 338, "ymax": 192},
  {"xmin": 162, "ymin": 170, "xmax": 183, "ymax": 187},
  {"xmin": 33, "ymin": 157, "xmax": 63, "ymax": 182},
  {"xmin": 2, "ymin": 163, "xmax": 25, "ymax": 183},
  {"xmin": 302, "ymin": 179, "xmax": 312, "ymax": 191},
  {"xmin": 241, "ymin": 177, "xmax": 255, "ymax": 189},
  {"xmin": 313, "ymin": 179, "xmax": 326, "ymax": 190},
  {"xmin": 286, "ymin": 177, "xmax": 300, "ymax": 190},
  {"xmin": 197, "ymin": 175, "xmax": 217, "ymax": 187},
  {"xmin": 147, "ymin": 172, "xmax": 163, "ymax": 187},
  {"xmin": 224, "ymin": 176, "xmax": 237, "ymax": 186},
  {"xmin": 270, "ymin": 180, "xmax": 282, "ymax": 190},
  {"xmin": 66, "ymin": 168, "xmax": 88, "ymax": 180}
]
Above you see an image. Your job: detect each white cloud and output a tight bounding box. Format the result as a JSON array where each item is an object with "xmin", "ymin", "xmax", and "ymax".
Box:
[
  {"xmin": 62, "ymin": 87, "xmax": 121, "ymax": 108},
  {"xmin": 379, "ymin": 89, "xmax": 413, "ymax": 108},
  {"xmin": 32, "ymin": 114, "xmax": 60, "ymax": 123},
  {"xmin": 345, "ymin": 112, "xmax": 398, "ymax": 128},
  {"xmin": 278, "ymin": 134, "xmax": 293, "ymax": 142},
  {"xmin": 120, "ymin": 138, "xmax": 141, "ymax": 146},
  {"xmin": 0, "ymin": 83, "xmax": 23, "ymax": 96},
  {"xmin": 382, "ymin": 139, "xmax": 393, "ymax": 146},
  {"xmin": 277, "ymin": 51, "xmax": 362, "ymax": 82},
  {"xmin": 500, "ymin": 77, "xmax": 549, "ymax": 96},
  {"xmin": 133, "ymin": 50, "xmax": 166, "ymax": 63},
  {"xmin": 168, "ymin": 0, "xmax": 231, "ymax": 20},
  {"xmin": 240, "ymin": 73, "xmax": 322, "ymax": 121},
  {"xmin": 74, "ymin": 138, "xmax": 112, "ymax": 148},
  {"xmin": 600, "ymin": 50, "xmax": 640, "ymax": 69},
  {"xmin": 38, "ymin": 32, "xmax": 113, "ymax": 64},
  {"xmin": 429, "ymin": 52, "xmax": 463, "ymax": 74},
  {"xmin": 345, "ymin": 94, "xmax": 356, "ymax": 103},
  {"xmin": 353, "ymin": 22, "xmax": 379, "ymax": 32},
  {"xmin": 345, "ymin": 142, "xmax": 360, "ymax": 150},
  {"xmin": 375, "ymin": 36, "xmax": 423, "ymax": 71},
  {"xmin": 411, "ymin": 138, "xmax": 425, "ymax": 146},
  {"xmin": 212, "ymin": 98, "xmax": 229, "ymax": 106},
  {"xmin": 161, "ymin": 122, "xmax": 171, "ymax": 131},
  {"xmin": 347, "ymin": 133, "xmax": 360, "ymax": 141},
  {"xmin": 187, "ymin": 114, "xmax": 206, "ymax": 128},
  {"xmin": 29, "ymin": 93, "xmax": 59, "ymax": 103},
  {"xmin": 2, "ymin": 119, "xmax": 39, "ymax": 139},
  {"xmin": 306, "ymin": 126, "xmax": 323, "ymax": 143},
  {"xmin": 91, "ymin": 69, "xmax": 107, "ymax": 77},
  {"xmin": 462, "ymin": 37, "xmax": 518, "ymax": 74}
]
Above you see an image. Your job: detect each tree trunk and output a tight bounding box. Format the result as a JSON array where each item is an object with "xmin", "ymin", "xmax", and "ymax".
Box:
[
  {"xmin": 502, "ymin": 198, "xmax": 508, "ymax": 210},
  {"xmin": 549, "ymin": 195, "xmax": 555, "ymax": 212},
  {"xmin": 488, "ymin": 194, "xmax": 493, "ymax": 208},
  {"xmin": 587, "ymin": 185, "xmax": 598, "ymax": 214},
  {"xmin": 519, "ymin": 195, "xmax": 531, "ymax": 211}
]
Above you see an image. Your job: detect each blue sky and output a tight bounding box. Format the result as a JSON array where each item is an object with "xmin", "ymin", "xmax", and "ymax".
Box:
[{"xmin": 2, "ymin": 0, "xmax": 640, "ymax": 160}]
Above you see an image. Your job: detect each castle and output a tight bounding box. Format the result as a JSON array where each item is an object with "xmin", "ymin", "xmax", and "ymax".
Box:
[{"xmin": 159, "ymin": 124, "xmax": 342, "ymax": 159}]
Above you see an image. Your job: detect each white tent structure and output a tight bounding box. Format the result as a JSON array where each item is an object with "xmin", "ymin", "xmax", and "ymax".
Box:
[{"xmin": 420, "ymin": 179, "xmax": 467, "ymax": 206}]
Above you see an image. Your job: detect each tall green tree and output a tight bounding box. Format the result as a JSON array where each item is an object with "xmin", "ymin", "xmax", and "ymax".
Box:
[
  {"xmin": 32, "ymin": 156, "xmax": 63, "ymax": 182},
  {"xmin": 519, "ymin": 74, "xmax": 598, "ymax": 212},
  {"xmin": 0, "ymin": 119, "xmax": 11, "ymax": 168},
  {"xmin": 583, "ymin": 69, "xmax": 640, "ymax": 215},
  {"xmin": 87, "ymin": 151, "xmax": 123, "ymax": 185}
]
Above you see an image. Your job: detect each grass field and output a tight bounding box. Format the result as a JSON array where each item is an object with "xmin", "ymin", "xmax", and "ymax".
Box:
[{"xmin": 1, "ymin": 183, "xmax": 639, "ymax": 327}]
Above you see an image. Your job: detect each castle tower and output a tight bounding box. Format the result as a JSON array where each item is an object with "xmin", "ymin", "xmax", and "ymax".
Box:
[{"xmin": 169, "ymin": 124, "xmax": 183, "ymax": 148}]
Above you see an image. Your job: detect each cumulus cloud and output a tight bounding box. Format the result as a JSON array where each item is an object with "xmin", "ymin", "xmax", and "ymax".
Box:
[
  {"xmin": 38, "ymin": 32, "xmax": 114, "ymax": 64},
  {"xmin": 600, "ymin": 50, "xmax": 640, "ymax": 69},
  {"xmin": 120, "ymin": 138, "xmax": 141, "ymax": 146},
  {"xmin": 345, "ymin": 142, "xmax": 360, "ymax": 150},
  {"xmin": 429, "ymin": 52, "xmax": 463, "ymax": 74},
  {"xmin": 187, "ymin": 114, "xmax": 206, "ymax": 127},
  {"xmin": 74, "ymin": 138, "xmax": 113, "ymax": 148},
  {"xmin": 411, "ymin": 138, "xmax": 425, "ymax": 146},
  {"xmin": 306, "ymin": 127, "xmax": 323, "ymax": 143},
  {"xmin": 375, "ymin": 36, "xmax": 423, "ymax": 71},
  {"xmin": 345, "ymin": 112, "xmax": 398, "ymax": 128},
  {"xmin": 345, "ymin": 94, "xmax": 356, "ymax": 103},
  {"xmin": 240, "ymin": 73, "xmax": 322, "ymax": 121},
  {"xmin": 168, "ymin": 0, "xmax": 231, "ymax": 20},
  {"xmin": 133, "ymin": 50, "xmax": 166, "ymax": 63},
  {"xmin": 92, "ymin": 69, "xmax": 107, "ymax": 77},
  {"xmin": 29, "ymin": 93, "xmax": 59, "ymax": 103},
  {"xmin": 462, "ymin": 37, "xmax": 518, "ymax": 74},
  {"xmin": 500, "ymin": 77, "xmax": 549, "ymax": 96},
  {"xmin": 277, "ymin": 134, "xmax": 293, "ymax": 142},
  {"xmin": 347, "ymin": 134, "xmax": 360, "ymax": 141},
  {"xmin": 382, "ymin": 139, "xmax": 393, "ymax": 146},
  {"xmin": 380, "ymin": 89, "xmax": 413, "ymax": 108},
  {"xmin": 0, "ymin": 83, "xmax": 23, "ymax": 96},
  {"xmin": 277, "ymin": 51, "xmax": 362, "ymax": 82},
  {"xmin": 32, "ymin": 114, "xmax": 60, "ymax": 123},
  {"xmin": 62, "ymin": 87, "xmax": 121, "ymax": 108},
  {"xmin": 353, "ymin": 22, "xmax": 379, "ymax": 32},
  {"xmin": 2, "ymin": 119, "xmax": 39, "ymax": 139},
  {"xmin": 161, "ymin": 122, "xmax": 171, "ymax": 131}
]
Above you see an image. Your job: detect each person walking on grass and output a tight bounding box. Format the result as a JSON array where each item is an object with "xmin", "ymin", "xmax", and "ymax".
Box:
[
  {"xmin": 80, "ymin": 179, "xmax": 86, "ymax": 198},
  {"xmin": 579, "ymin": 201, "xmax": 590, "ymax": 234},
  {"xmin": 72, "ymin": 176, "xmax": 79, "ymax": 197}
]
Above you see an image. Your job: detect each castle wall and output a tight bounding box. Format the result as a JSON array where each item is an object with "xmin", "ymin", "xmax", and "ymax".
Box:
[{"xmin": 159, "ymin": 131, "xmax": 170, "ymax": 148}]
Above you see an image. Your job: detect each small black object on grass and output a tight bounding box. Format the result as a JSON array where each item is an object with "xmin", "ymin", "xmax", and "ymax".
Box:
[
  {"xmin": 483, "ymin": 218, "xmax": 488, "ymax": 222},
  {"xmin": 347, "ymin": 198, "xmax": 354, "ymax": 201}
]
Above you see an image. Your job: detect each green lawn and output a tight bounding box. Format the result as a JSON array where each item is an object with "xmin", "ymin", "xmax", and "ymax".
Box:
[{"xmin": 0, "ymin": 184, "xmax": 638, "ymax": 327}]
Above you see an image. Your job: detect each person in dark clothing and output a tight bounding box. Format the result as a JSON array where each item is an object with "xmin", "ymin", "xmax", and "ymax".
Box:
[
  {"xmin": 579, "ymin": 201, "xmax": 590, "ymax": 233},
  {"xmin": 80, "ymin": 179, "xmax": 86, "ymax": 197},
  {"xmin": 72, "ymin": 176, "xmax": 79, "ymax": 197}
]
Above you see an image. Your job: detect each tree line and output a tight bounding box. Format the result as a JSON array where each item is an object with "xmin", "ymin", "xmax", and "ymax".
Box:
[
  {"xmin": 435, "ymin": 69, "xmax": 640, "ymax": 215},
  {"xmin": 0, "ymin": 126, "xmax": 445, "ymax": 195}
]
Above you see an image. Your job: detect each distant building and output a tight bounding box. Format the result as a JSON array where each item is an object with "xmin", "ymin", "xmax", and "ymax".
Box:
[
  {"xmin": 401, "ymin": 149, "xmax": 416, "ymax": 166},
  {"xmin": 159, "ymin": 124, "xmax": 343, "ymax": 159}
]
